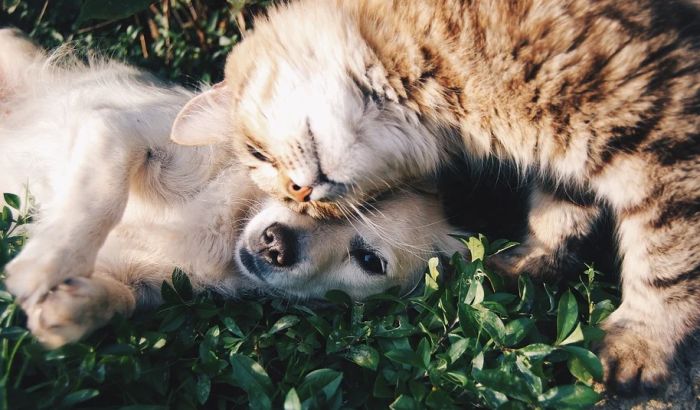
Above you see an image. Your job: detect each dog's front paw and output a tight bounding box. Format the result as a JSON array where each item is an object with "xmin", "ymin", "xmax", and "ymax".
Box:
[
  {"xmin": 598, "ymin": 322, "xmax": 672, "ymax": 395},
  {"xmin": 25, "ymin": 277, "xmax": 115, "ymax": 348},
  {"xmin": 5, "ymin": 244, "xmax": 93, "ymax": 307}
]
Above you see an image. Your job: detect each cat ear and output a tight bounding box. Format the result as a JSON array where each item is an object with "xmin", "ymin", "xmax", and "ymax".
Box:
[{"xmin": 171, "ymin": 82, "xmax": 232, "ymax": 146}]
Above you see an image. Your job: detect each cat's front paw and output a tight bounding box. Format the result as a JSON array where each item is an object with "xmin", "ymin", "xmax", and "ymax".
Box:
[
  {"xmin": 25, "ymin": 277, "xmax": 116, "ymax": 348},
  {"xmin": 598, "ymin": 322, "xmax": 672, "ymax": 395},
  {"xmin": 486, "ymin": 243, "xmax": 558, "ymax": 279}
]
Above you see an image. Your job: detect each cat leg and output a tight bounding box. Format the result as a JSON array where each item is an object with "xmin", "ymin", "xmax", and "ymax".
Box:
[
  {"xmin": 599, "ymin": 204, "xmax": 700, "ymax": 394},
  {"xmin": 487, "ymin": 186, "xmax": 600, "ymax": 279},
  {"xmin": 25, "ymin": 273, "xmax": 135, "ymax": 348},
  {"xmin": 5, "ymin": 113, "xmax": 144, "ymax": 307}
]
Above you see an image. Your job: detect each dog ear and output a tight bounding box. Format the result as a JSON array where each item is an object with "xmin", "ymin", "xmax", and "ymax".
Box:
[{"xmin": 171, "ymin": 82, "xmax": 231, "ymax": 146}]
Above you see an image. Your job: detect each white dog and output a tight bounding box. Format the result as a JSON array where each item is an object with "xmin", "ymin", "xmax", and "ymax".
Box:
[{"xmin": 0, "ymin": 29, "xmax": 465, "ymax": 348}]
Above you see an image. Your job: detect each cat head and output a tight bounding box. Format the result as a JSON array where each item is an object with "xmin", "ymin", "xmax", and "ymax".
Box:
[{"xmin": 171, "ymin": 1, "xmax": 441, "ymax": 218}]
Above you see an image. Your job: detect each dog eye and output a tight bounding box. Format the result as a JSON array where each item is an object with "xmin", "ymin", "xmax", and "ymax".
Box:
[
  {"xmin": 351, "ymin": 249, "xmax": 386, "ymax": 275},
  {"xmin": 246, "ymin": 144, "xmax": 270, "ymax": 162}
]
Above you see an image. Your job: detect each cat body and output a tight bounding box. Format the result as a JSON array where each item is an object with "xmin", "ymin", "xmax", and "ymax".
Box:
[{"xmin": 171, "ymin": 0, "xmax": 700, "ymax": 393}]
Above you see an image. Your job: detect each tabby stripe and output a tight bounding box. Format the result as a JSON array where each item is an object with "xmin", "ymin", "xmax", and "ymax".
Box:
[
  {"xmin": 651, "ymin": 197, "xmax": 700, "ymax": 229},
  {"xmin": 596, "ymin": 106, "xmax": 664, "ymax": 168},
  {"xmin": 644, "ymin": 133, "xmax": 700, "ymax": 166},
  {"xmin": 651, "ymin": 264, "xmax": 700, "ymax": 288}
]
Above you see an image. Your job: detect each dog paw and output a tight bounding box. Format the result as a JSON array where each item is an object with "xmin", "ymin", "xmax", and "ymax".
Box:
[
  {"xmin": 5, "ymin": 245, "xmax": 92, "ymax": 307},
  {"xmin": 25, "ymin": 277, "xmax": 114, "ymax": 348},
  {"xmin": 598, "ymin": 323, "xmax": 672, "ymax": 395}
]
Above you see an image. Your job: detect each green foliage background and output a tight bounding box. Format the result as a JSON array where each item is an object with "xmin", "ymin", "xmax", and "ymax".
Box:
[{"xmin": 0, "ymin": 1, "xmax": 621, "ymax": 409}]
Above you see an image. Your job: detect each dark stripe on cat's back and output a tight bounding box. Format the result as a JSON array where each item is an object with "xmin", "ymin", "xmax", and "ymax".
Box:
[
  {"xmin": 651, "ymin": 265, "xmax": 700, "ymax": 288},
  {"xmin": 644, "ymin": 133, "xmax": 700, "ymax": 166},
  {"xmin": 651, "ymin": 197, "xmax": 700, "ymax": 229}
]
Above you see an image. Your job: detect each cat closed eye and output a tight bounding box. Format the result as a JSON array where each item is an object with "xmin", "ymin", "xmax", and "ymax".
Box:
[{"xmin": 247, "ymin": 143, "xmax": 270, "ymax": 162}]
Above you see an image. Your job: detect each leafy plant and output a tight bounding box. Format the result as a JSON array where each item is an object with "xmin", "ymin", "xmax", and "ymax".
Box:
[{"xmin": 0, "ymin": 193, "xmax": 620, "ymax": 409}]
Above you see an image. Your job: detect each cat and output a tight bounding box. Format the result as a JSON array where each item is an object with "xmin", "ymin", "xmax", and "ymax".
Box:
[
  {"xmin": 0, "ymin": 28, "xmax": 465, "ymax": 347},
  {"xmin": 170, "ymin": 0, "xmax": 700, "ymax": 393}
]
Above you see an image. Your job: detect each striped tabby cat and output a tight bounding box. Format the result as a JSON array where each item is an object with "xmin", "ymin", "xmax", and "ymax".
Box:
[{"xmin": 171, "ymin": 0, "xmax": 700, "ymax": 393}]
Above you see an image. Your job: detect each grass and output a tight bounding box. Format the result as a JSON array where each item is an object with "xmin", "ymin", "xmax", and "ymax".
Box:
[
  {"xmin": 0, "ymin": 193, "xmax": 620, "ymax": 409},
  {"xmin": 1, "ymin": 1, "xmax": 622, "ymax": 409}
]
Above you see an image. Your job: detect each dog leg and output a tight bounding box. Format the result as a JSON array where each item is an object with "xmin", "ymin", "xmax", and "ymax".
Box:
[{"xmin": 5, "ymin": 113, "xmax": 144, "ymax": 307}]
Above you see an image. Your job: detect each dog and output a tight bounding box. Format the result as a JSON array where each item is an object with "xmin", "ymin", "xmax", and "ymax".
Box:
[{"xmin": 0, "ymin": 29, "xmax": 466, "ymax": 348}]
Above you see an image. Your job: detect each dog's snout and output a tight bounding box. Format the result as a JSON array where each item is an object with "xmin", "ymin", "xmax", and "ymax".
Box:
[{"xmin": 254, "ymin": 223, "xmax": 297, "ymax": 267}]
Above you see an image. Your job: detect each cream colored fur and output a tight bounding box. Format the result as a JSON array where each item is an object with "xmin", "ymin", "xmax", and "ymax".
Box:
[{"xmin": 0, "ymin": 29, "xmax": 465, "ymax": 347}]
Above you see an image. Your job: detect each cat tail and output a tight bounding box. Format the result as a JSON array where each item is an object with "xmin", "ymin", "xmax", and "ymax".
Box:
[{"xmin": 0, "ymin": 27, "xmax": 45, "ymax": 100}]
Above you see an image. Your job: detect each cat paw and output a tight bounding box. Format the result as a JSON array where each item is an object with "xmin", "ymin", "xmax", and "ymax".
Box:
[
  {"xmin": 486, "ymin": 244, "xmax": 557, "ymax": 279},
  {"xmin": 25, "ymin": 277, "xmax": 113, "ymax": 348},
  {"xmin": 598, "ymin": 323, "xmax": 672, "ymax": 395}
]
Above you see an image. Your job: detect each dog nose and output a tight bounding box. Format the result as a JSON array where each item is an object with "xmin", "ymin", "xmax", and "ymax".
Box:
[
  {"xmin": 255, "ymin": 223, "xmax": 297, "ymax": 267},
  {"xmin": 286, "ymin": 181, "xmax": 313, "ymax": 202}
]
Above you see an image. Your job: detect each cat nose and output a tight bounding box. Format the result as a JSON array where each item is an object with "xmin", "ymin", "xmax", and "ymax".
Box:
[
  {"xmin": 286, "ymin": 181, "xmax": 313, "ymax": 202},
  {"xmin": 255, "ymin": 223, "xmax": 297, "ymax": 267}
]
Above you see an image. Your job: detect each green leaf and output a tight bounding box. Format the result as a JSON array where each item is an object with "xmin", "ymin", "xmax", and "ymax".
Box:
[
  {"xmin": 518, "ymin": 343, "xmax": 555, "ymax": 360},
  {"xmin": 425, "ymin": 389, "xmax": 456, "ymax": 409},
  {"xmin": 562, "ymin": 346, "xmax": 603, "ymax": 382},
  {"xmin": 417, "ymin": 338, "xmax": 431, "ymax": 369},
  {"xmin": 265, "ymin": 315, "xmax": 299, "ymax": 336},
  {"xmin": 228, "ymin": 354, "xmax": 273, "ymax": 409},
  {"xmin": 222, "ymin": 317, "xmax": 244, "ymax": 338},
  {"xmin": 590, "ymin": 300, "xmax": 616, "ymax": 325},
  {"xmin": 77, "ymin": 0, "xmax": 155, "ymax": 23},
  {"xmin": 555, "ymin": 290, "xmax": 579, "ymax": 344},
  {"xmin": 504, "ymin": 318, "xmax": 535, "ymax": 347},
  {"xmin": 3, "ymin": 0, "xmax": 21, "ymax": 14},
  {"xmin": 346, "ymin": 345, "xmax": 379, "ymax": 370},
  {"xmin": 324, "ymin": 289, "xmax": 352, "ymax": 307},
  {"xmin": 3, "ymin": 193, "xmax": 20, "ymax": 210},
  {"xmin": 428, "ymin": 257, "xmax": 440, "ymax": 282},
  {"xmin": 284, "ymin": 388, "xmax": 302, "ymax": 410},
  {"xmin": 390, "ymin": 394, "xmax": 419, "ymax": 410},
  {"xmin": 515, "ymin": 356, "xmax": 543, "ymax": 396},
  {"xmin": 458, "ymin": 304, "xmax": 480, "ymax": 338},
  {"xmin": 196, "ymin": 375, "xmax": 211, "ymax": 405},
  {"xmin": 488, "ymin": 239, "xmax": 519, "ymax": 255},
  {"xmin": 385, "ymin": 349, "xmax": 422, "ymax": 368},
  {"xmin": 60, "ymin": 389, "xmax": 100, "ymax": 407},
  {"xmin": 447, "ymin": 338, "xmax": 470, "ymax": 364},
  {"xmin": 537, "ymin": 384, "xmax": 600, "ymax": 408},
  {"xmin": 473, "ymin": 368, "xmax": 535, "ymax": 402},
  {"xmin": 171, "ymin": 269, "xmax": 193, "ymax": 300},
  {"xmin": 297, "ymin": 369, "xmax": 343, "ymax": 404},
  {"xmin": 477, "ymin": 309, "xmax": 506, "ymax": 345},
  {"xmin": 558, "ymin": 323, "xmax": 584, "ymax": 346},
  {"xmin": 0, "ymin": 206, "xmax": 12, "ymax": 231},
  {"xmin": 465, "ymin": 236, "xmax": 485, "ymax": 261},
  {"xmin": 465, "ymin": 279, "xmax": 485, "ymax": 306},
  {"xmin": 515, "ymin": 275, "xmax": 535, "ymax": 313},
  {"xmin": 424, "ymin": 257, "xmax": 441, "ymax": 297}
]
